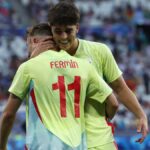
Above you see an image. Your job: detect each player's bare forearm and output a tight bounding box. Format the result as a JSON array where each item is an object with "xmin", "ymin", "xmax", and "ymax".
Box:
[
  {"xmin": 0, "ymin": 112, "xmax": 15, "ymax": 149},
  {"xmin": 109, "ymin": 76, "xmax": 146, "ymax": 119},
  {"xmin": 105, "ymin": 93, "xmax": 119, "ymax": 119},
  {"xmin": 0, "ymin": 94, "xmax": 22, "ymax": 148},
  {"xmin": 109, "ymin": 76, "xmax": 149, "ymax": 143}
]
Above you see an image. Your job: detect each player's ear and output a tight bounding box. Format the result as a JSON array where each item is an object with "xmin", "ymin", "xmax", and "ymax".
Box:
[{"xmin": 31, "ymin": 37, "xmax": 39, "ymax": 43}]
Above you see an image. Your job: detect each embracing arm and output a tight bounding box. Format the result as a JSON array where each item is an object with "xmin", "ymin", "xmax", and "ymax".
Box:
[
  {"xmin": 109, "ymin": 76, "xmax": 149, "ymax": 143},
  {"xmin": 105, "ymin": 93, "xmax": 119, "ymax": 120},
  {"xmin": 0, "ymin": 94, "xmax": 22, "ymax": 150}
]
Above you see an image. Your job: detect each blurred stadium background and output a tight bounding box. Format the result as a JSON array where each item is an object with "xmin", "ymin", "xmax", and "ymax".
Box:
[{"xmin": 0, "ymin": 0, "xmax": 150, "ymax": 149}]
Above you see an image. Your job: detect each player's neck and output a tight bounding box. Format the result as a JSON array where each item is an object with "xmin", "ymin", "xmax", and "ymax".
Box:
[{"xmin": 68, "ymin": 38, "xmax": 79, "ymax": 56}]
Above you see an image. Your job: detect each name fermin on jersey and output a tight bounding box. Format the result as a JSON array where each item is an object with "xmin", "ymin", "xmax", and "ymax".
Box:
[{"xmin": 50, "ymin": 60, "xmax": 79, "ymax": 68}]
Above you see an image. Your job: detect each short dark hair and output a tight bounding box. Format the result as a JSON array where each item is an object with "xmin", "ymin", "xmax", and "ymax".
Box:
[
  {"xmin": 26, "ymin": 23, "xmax": 52, "ymax": 37},
  {"xmin": 48, "ymin": 1, "xmax": 80, "ymax": 25}
]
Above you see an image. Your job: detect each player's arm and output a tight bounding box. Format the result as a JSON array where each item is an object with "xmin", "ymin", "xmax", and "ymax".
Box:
[
  {"xmin": 109, "ymin": 76, "xmax": 148, "ymax": 143},
  {"xmin": 0, "ymin": 63, "xmax": 30, "ymax": 149},
  {"xmin": 0, "ymin": 94, "xmax": 22, "ymax": 150},
  {"xmin": 101, "ymin": 44, "xmax": 148, "ymax": 143},
  {"xmin": 105, "ymin": 93, "xmax": 118, "ymax": 120}
]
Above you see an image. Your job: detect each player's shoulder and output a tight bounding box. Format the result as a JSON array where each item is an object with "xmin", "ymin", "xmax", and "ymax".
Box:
[
  {"xmin": 79, "ymin": 39, "xmax": 109, "ymax": 49},
  {"xmin": 78, "ymin": 39, "xmax": 111, "ymax": 56},
  {"xmin": 15, "ymin": 60, "xmax": 29, "ymax": 75},
  {"xmin": 27, "ymin": 50, "xmax": 53, "ymax": 62},
  {"xmin": 20, "ymin": 53, "xmax": 42, "ymax": 69}
]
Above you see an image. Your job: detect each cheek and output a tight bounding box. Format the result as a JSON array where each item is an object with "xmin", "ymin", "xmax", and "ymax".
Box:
[
  {"xmin": 70, "ymin": 34, "xmax": 76, "ymax": 41},
  {"xmin": 53, "ymin": 35, "xmax": 59, "ymax": 42}
]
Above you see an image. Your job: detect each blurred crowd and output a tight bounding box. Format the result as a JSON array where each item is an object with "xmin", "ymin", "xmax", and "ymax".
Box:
[{"xmin": 0, "ymin": 0, "xmax": 150, "ymax": 132}]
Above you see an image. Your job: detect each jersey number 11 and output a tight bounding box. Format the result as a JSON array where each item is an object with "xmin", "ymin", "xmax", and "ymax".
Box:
[{"xmin": 52, "ymin": 76, "xmax": 81, "ymax": 118}]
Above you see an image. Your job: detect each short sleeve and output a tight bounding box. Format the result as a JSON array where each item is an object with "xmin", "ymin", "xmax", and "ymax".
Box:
[
  {"xmin": 9, "ymin": 63, "xmax": 30, "ymax": 100},
  {"xmin": 99, "ymin": 44, "xmax": 122, "ymax": 83},
  {"xmin": 86, "ymin": 65, "xmax": 112, "ymax": 103}
]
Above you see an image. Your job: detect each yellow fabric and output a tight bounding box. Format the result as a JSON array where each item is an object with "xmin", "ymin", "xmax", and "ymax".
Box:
[
  {"xmin": 88, "ymin": 142, "xmax": 118, "ymax": 150},
  {"xmin": 75, "ymin": 39, "xmax": 122, "ymax": 147},
  {"xmin": 9, "ymin": 50, "xmax": 112, "ymax": 147}
]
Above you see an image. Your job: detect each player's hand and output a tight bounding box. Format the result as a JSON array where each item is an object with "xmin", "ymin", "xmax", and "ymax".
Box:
[
  {"xmin": 135, "ymin": 116, "xmax": 149, "ymax": 143},
  {"xmin": 30, "ymin": 36, "xmax": 59, "ymax": 58}
]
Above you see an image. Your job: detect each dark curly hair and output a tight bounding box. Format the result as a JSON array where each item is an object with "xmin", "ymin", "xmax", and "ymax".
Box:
[{"xmin": 48, "ymin": 1, "xmax": 80, "ymax": 25}]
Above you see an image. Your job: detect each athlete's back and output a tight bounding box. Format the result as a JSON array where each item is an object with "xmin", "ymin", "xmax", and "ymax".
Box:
[
  {"xmin": 26, "ymin": 50, "xmax": 89, "ymax": 148},
  {"xmin": 9, "ymin": 49, "xmax": 112, "ymax": 149}
]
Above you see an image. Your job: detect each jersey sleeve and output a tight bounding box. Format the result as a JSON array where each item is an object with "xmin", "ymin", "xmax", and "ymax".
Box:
[
  {"xmin": 8, "ymin": 63, "xmax": 30, "ymax": 100},
  {"xmin": 100, "ymin": 44, "xmax": 122, "ymax": 83},
  {"xmin": 86, "ymin": 65, "xmax": 112, "ymax": 103}
]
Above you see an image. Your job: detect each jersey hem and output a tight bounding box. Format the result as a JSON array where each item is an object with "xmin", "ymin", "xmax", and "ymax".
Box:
[{"xmin": 88, "ymin": 139, "xmax": 115, "ymax": 148}]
